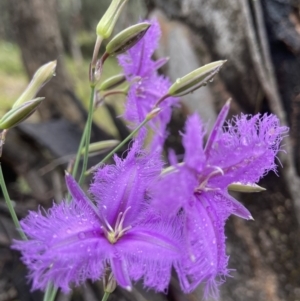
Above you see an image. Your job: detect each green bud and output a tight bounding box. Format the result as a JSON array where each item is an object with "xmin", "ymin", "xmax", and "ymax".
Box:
[
  {"xmin": 13, "ymin": 61, "xmax": 57, "ymax": 108},
  {"xmin": 0, "ymin": 98, "xmax": 44, "ymax": 129},
  {"xmin": 146, "ymin": 107, "xmax": 161, "ymax": 121},
  {"xmin": 106, "ymin": 22, "xmax": 151, "ymax": 56},
  {"xmin": 103, "ymin": 272, "xmax": 117, "ymax": 293},
  {"xmin": 80, "ymin": 140, "xmax": 119, "ymax": 155},
  {"xmin": 228, "ymin": 182, "xmax": 266, "ymax": 193},
  {"xmin": 96, "ymin": 0, "xmax": 128, "ymax": 39},
  {"xmin": 99, "ymin": 74, "xmax": 126, "ymax": 91},
  {"xmin": 168, "ymin": 60, "xmax": 226, "ymax": 97}
]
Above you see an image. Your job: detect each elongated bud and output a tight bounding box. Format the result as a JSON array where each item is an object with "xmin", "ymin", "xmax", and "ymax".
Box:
[
  {"xmin": 146, "ymin": 107, "xmax": 161, "ymax": 121},
  {"xmin": 228, "ymin": 182, "xmax": 266, "ymax": 193},
  {"xmin": 80, "ymin": 140, "xmax": 119, "ymax": 155},
  {"xmin": 0, "ymin": 98, "xmax": 44, "ymax": 129},
  {"xmin": 99, "ymin": 74, "xmax": 126, "ymax": 91},
  {"xmin": 13, "ymin": 61, "xmax": 57, "ymax": 108},
  {"xmin": 96, "ymin": 0, "xmax": 128, "ymax": 39},
  {"xmin": 168, "ymin": 60, "xmax": 226, "ymax": 97},
  {"xmin": 103, "ymin": 272, "xmax": 117, "ymax": 293},
  {"xmin": 106, "ymin": 22, "xmax": 151, "ymax": 55}
]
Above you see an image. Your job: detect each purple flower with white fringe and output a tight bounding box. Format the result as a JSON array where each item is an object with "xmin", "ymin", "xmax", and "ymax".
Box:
[
  {"xmin": 152, "ymin": 101, "xmax": 288, "ymax": 298},
  {"xmin": 118, "ymin": 19, "xmax": 178, "ymax": 150},
  {"xmin": 13, "ymin": 143, "xmax": 182, "ymax": 293}
]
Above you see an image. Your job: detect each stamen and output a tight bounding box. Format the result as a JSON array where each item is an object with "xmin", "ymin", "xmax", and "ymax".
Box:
[
  {"xmin": 114, "ymin": 211, "xmax": 124, "ymax": 231},
  {"xmin": 103, "ymin": 218, "xmax": 114, "ymax": 232},
  {"xmin": 118, "ymin": 225, "xmax": 132, "ymax": 237},
  {"xmin": 103, "ymin": 207, "xmax": 132, "ymax": 244},
  {"xmin": 116, "ymin": 206, "xmax": 131, "ymax": 233},
  {"xmin": 195, "ymin": 166, "xmax": 224, "ymax": 193}
]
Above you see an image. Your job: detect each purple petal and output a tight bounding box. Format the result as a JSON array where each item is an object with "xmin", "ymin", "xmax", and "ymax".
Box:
[
  {"xmin": 115, "ymin": 221, "xmax": 182, "ymax": 292},
  {"xmin": 214, "ymin": 191, "xmax": 253, "ymax": 220},
  {"xmin": 12, "ymin": 201, "xmax": 110, "ymax": 292},
  {"xmin": 183, "ymin": 113, "xmax": 206, "ymax": 172},
  {"xmin": 111, "ymin": 256, "xmax": 132, "ymax": 291},
  {"xmin": 151, "ymin": 166, "xmax": 198, "ymax": 217},
  {"xmin": 207, "ymin": 113, "xmax": 288, "ymax": 188},
  {"xmin": 152, "ymin": 57, "xmax": 169, "ymax": 71},
  {"xmin": 65, "ymin": 173, "xmax": 102, "ymax": 220},
  {"xmin": 123, "ymin": 74, "xmax": 176, "ymax": 127},
  {"xmin": 118, "ymin": 19, "xmax": 161, "ymax": 78},
  {"xmin": 90, "ymin": 142, "xmax": 163, "ymax": 227},
  {"xmin": 118, "ymin": 19, "xmax": 179, "ymax": 150},
  {"xmin": 176, "ymin": 194, "xmax": 229, "ymax": 299},
  {"xmin": 204, "ymin": 99, "xmax": 230, "ymax": 157}
]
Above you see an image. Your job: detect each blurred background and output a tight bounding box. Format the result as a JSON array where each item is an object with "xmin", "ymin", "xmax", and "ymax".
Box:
[{"xmin": 0, "ymin": 0, "xmax": 300, "ymax": 300}]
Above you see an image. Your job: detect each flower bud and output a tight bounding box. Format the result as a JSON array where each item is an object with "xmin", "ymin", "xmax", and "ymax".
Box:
[
  {"xmin": 99, "ymin": 74, "xmax": 126, "ymax": 91},
  {"xmin": 80, "ymin": 140, "xmax": 119, "ymax": 155},
  {"xmin": 228, "ymin": 182, "xmax": 266, "ymax": 193},
  {"xmin": 0, "ymin": 98, "xmax": 44, "ymax": 130},
  {"xmin": 103, "ymin": 272, "xmax": 117, "ymax": 293},
  {"xmin": 96, "ymin": 0, "xmax": 128, "ymax": 39},
  {"xmin": 146, "ymin": 107, "xmax": 161, "ymax": 121},
  {"xmin": 13, "ymin": 61, "xmax": 57, "ymax": 108},
  {"xmin": 106, "ymin": 22, "xmax": 151, "ymax": 56},
  {"xmin": 168, "ymin": 60, "xmax": 226, "ymax": 97}
]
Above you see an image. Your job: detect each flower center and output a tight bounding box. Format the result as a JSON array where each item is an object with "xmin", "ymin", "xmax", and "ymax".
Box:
[
  {"xmin": 102, "ymin": 207, "xmax": 132, "ymax": 244},
  {"xmin": 194, "ymin": 166, "xmax": 224, "ymax": 194}
]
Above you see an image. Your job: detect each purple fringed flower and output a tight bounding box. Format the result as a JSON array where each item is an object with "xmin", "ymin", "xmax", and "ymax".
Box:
[
  {"xmin": 13, "ymin": 144, "xmax": 182, "ymax": 293},
  {"xmin": 152, "ymin": 101, "xmax": 288, "ymax": 299},
  {"xmin": 118, "ymin": 19, "xmax": 178, "ymax": 150}
]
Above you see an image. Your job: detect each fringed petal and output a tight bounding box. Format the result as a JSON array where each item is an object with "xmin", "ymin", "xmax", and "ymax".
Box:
[
  {"xmin": 177, "ymin": 194, "xmax": 229, "ymax": 300},
  {"xmin": 118, "ymin": 19, "xmax": 161, "ymax": 78},
  {"xmin": 118, "ymin": 19, "xmax": 179, "ymax": 150},
  {"xmin": 151, "ymin": 166, "xmax": 198, "ymax": 217},
  {"xmin": 111, "ymin": 256, "xmax": 132, "ymax": 291},
  {"xmin": 90, "ymin": 142, "xmax": 163, "ymax": 228},
  {"xmin": 115, "ymin": 219, "xmax": 182, "ymax": 292},
  {"xmin": 183, "ymin": 113, "xmax": 206, "ymax": 172},
  {"xmin": 12, "ymin": 200, "xmax": 110, "ymax": 292},
  {"xmin": 207, "ymin": 114, "xmax": 288, "ymax": 188}
]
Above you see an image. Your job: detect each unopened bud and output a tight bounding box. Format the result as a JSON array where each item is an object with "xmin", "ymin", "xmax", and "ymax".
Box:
[
  {"xmin": 106, "ymin": 22, "xmax": 151, "ymax": 55},
  {"xmin": 146, "ymin": 107, "xmax": 161, "ymax": 121},
  {"xmin": 99, "ymin": 74, "xmax": 126, "ymax": 91},
  {"xmin": 0, "ymin": 98, "xmax": 44, "ymax": 129},
  {"xmin": 103, "ymin": 272, "xmax": 117, "ymax": 294},
  {"xmin": 80, "ymin": 140, "xmax": 120, "ymax": 155},
  {"xmin": 13, "ymin": 61, "xmax": 57, "ymax": 108},
  {"xmin": 228, "ymin": 182, "xmax": 266, "ymax": 193},
  {"xmin": 96, "ymin": 0, "xmax": 128, "ymax": 39},
  {"xmin": 168, "ymin": 60, "xmax": 226, "ymax": 97}
]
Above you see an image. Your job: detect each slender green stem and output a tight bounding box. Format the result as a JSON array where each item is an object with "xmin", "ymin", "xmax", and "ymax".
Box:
[
  {"xmin": 85, "ymin": 118, "xmax": 149, "ymax": 176},
  {"xmin": 43, "ymin": 283, "xmax": 52, "ymax": 301},
  {"xmin": 49, "ymin": 286, "xmax": 58, "ymax": 301},
  {"xmin": 43, "ymin": 284, "xmax": 51, "ymax": 301},
  {"xmin": 101, "ymin": 292, "xmax": 110, "ymax": 301},
  {"xmin": 43, "ymin": 283, "xmax": 58, "ymax": 301},
  {"xmin": 72, "ymin": 123, "xmax": 88, "ymax": 179},
  {"xmin": 79, "ymin": 85, "xmax": 95, "ymax": 185},
  {"xmin": 0, "ymin": 164, "xmax": 27, "ymax": 240}
]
